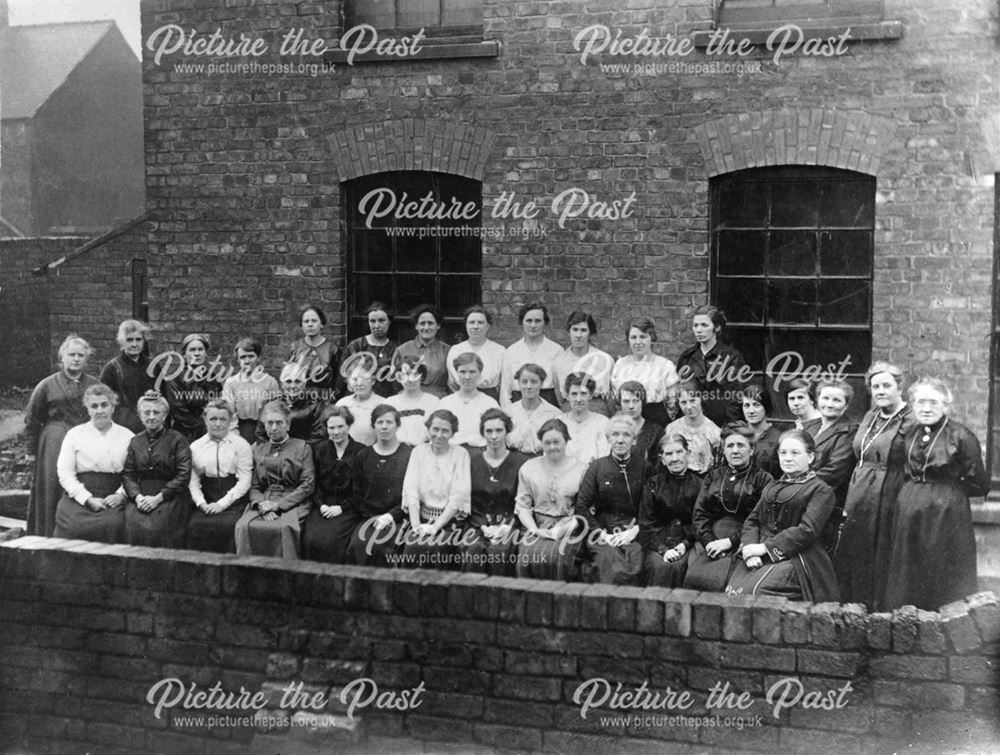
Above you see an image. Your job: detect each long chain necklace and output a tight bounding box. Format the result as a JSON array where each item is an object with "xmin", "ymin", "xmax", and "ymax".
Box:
[
  {"xmin": 858, "ymin": 404, "xmax": 905, "ymax": 467},
  {"xmin": 906, "ymin": 417, "xmax": 948, "ymax": 482},
  {"xmin": 719, "ymin": 465, "xmax": 749, "ymax": 515}
]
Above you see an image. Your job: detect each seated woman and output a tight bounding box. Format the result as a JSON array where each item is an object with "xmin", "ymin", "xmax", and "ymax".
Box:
[
  {"xmin": 684, "ymin": 425, "xmax": 773, "ymax": 591},
  {"xmin": 257, "ymin": 363, "xmax": 325, "ymax": 444},
  {"xmin": 809, "ymin": 378, "xmax": 859, "ymax": 552},
  {"xmin": 575, "ymin": 414, "xmax": 647, "ymax": 585},
  {"xmin": 664, "ymin": 380, "xmax": 721, "ymax": 475},
  {"xmin": 506, "ymin": 363, "xmax": 563, "ymax": 455},
  {"xmin": 734, "ymin": 382, "xmax": 782, "ymax": 479},
  {"xmin": 459, "ymin": 408, "xmax": 529, "ymax": 576},
  {"xmin": 387, "ymin": 356, "xmax": 440, "ymax": 447},
  {"xmin": 53, "ymin": 383, "xmax": 134, "ymax": 543},
  {"xmin": 335, "ymin": 365, "xmax": 383, "ymax": 446},
  {"xmin": 122, "ymin": 391, "xmax": 193, "ymax": 548},
  {"xmin": 185, "ymin": 400, "xmax": 253, "ymax": 553},
  {"xmin": 301, "ymin": 406, "xmax": 367, "ymax": 563},
  {"xmin": 350, "ymin": 404, "xmax": 412, "ymax": 566},
  {"xmin": 438, "ymin": 352, "xmax": 500, "ymax": 449},
  {"xmin": 726, "ymin": 429, "xmax": 839, "ymax": 602},
  {"xmin": 338, "ymin": 301, "xmax": 398, "ymax": 399},
  {"xmin": 400, "ymin": 409, "xmax": 471, "ymax": 569},
  {"xmin": 561, "ymin": 372, "xmax": 610, "ymax": 466},
  {"xmin": 236, "ymin": 400, "xmax": 315, "ymax": 559},
  {"xmin": 514, "ymin": 419, "xmax": 588, "ymax": 581},
  {"xmin": 638, "ymin": 434, "xmax": 702, "ymax": 587},
  {"xmin": 617, "ymin": 380, "xmax": 664, "ymax": 466},
  {"xmin": 164, "ymin": 333, "xmax": 222, "ymax": 441},
  {"xmin": 221, "ymin": 336, "xmax": 280, "ymax": 445}
]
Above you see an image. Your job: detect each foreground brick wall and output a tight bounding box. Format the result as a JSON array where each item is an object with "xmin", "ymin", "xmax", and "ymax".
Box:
[{"xmin": 1, "ymin": 537, "xmax": 997, "ymax": 754}]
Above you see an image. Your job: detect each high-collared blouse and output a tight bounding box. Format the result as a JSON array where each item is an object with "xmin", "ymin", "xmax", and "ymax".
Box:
[
  {"xmin": 638, "ymin": 467, "xmax": 703, "ymax": 554},
  {"xmin": 562, "ymin": 411, "xmax": 611, "ymax": 466},
  {"xmin": 438, "ymin": 391, "xmax": 500, "ymax": 447},
  {"xmin": 221, "ymin": 370, "xmax": 280, "ymax": 423},
  {"xmin": 387, "ymin": 392, "xmax": 440, "ymax": 447},
  {"xmin": 401, "ymin": 442, "xmax": 471, "ymax": 522},
  {"xmin": 122, "ymin": 428, "xmax": 192, "ymax": 502},
  {"xmin": 24, "ymin": 371, "xmax": 101, "ymax": 451},
  {"xmin": 100, "ymin": 352, "xmax": 155, "ymax": 433},
  {"xmin": 395, "ymin": 338, "xmax": 450, "ymax": 398},
  {"xmin": 692, "ymin": 463, "xmax": 773, "ymax": 548},
  {"xmin": 249, "ymin": 436, "xmax": 315, "ymax": 512},
  {"xmin": 575, "ymin": 453, "xmax": 647, "ymax": 532},
  {"xmin": 901, "ymin": 417, "xmax": 988, "ymax": 493},
  {"xmin": 742, "ymin": 474, "xmax": 834, "ymax": 562},
  {"xmin": 500, "ymin": 337, "xmax": 564, "ymax": 406},
  {"xmin": 189, "ymin": 432, "xmax": 253, "ymax": 508},
  {"xmin": 552, "ymin": 345, "xmax": 614, "ymax": 404},
  {"xmin": 514, "ymin": 455, "xmax": 588, "ymax": 521},
  {"xmin": 446, "ymin": 339, "xmax": 505, "ymax": 392},
  {"xmin": 57, "ymin": 421, "xmax": 134, "ymax": 504}
]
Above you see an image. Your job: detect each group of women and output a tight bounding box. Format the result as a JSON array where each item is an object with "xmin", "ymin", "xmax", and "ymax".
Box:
[{"xmin": 22, "ymin": 301, "xmax": 987, "ymax": 611}]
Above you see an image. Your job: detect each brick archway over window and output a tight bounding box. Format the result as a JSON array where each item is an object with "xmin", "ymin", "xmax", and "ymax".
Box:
[
  {"xmin": 693, "ymin": 109, "xmax": 899, "ymax": 177},
  {"xmin": 328, "ymin": 119, "xmax": 499, "ymax": 182}
]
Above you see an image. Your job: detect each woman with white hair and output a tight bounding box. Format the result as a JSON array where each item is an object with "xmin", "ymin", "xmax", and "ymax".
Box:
[
  {"xmin": 24, "ymin": 335, "xmax": 101, "ymax": 536},
  {"xmin": 99, "ymin": 319, "xmax": 155, "ymax": 433}
]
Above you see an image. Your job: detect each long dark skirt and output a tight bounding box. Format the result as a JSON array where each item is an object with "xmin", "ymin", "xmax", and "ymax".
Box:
[
  {"xmin": 53, "ymin": 471, "xmax": 125, "ymax": 544},
  {"xmin": 726, "ymin": 546, "xmax": 839, "ymax": 603},
  {"xmin": 351, "ymin": 515, "xmax": 402, "ymax": 567},
  {"xmin": 401, "ymin": 521, "xmax": 464, "ymax": 570},
  {"xmin": 234, "ymin": 505, "xmax": 305, "ymax": 559},
  {"xmin": 28, "ymin": 421, "xmax": 71, "ymax": 537},
  {"xmin": 185, "ymin": 476, "xmax": 245, "ymax": 553},
  {"xmin": 683, "ymin": 516, "xmax": 742, "ymax": 592},
  {"xmin": 124, "ymin": 478, "xmax": 191, "ymax": 549},
  {"xmin": 590, "ymin": 542, "xmax": 643, "ymax": 585},
  {"xmin": 302, "ymin": 508, "xmax": 362, "ymax": 564},
  {"xmin": 459, "ymin": 524, "xmax": 518, "ymax": 576},
  {"xmin": 516, "ymin": 514, "xmax": 581, "ymax": 581},
  {"xmin": 644, "ymin": 549, "xmax": 688, "ymax": 587},
  {"xmin": 882, "ymin": 480, "xmax": 978, "ymax": 611}
]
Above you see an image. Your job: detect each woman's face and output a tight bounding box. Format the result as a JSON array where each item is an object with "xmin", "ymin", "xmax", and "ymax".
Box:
[
  {"xmin": 61, "ymin": 343, "xmax": 88, "ymax": 375},
  {"xmin": 567, "ymin": 383, "xmax": 592, "ymax": 415},
  {"xmin": 619, "ymin": 390, "xmax": 643, "ymax": 420},
  {"xmin": 349, "ymin": 370, "xmax": 374, "ymax": 400},
  {"xmin": 262, "ymin": 411, "xmax": 290, "ymax": 443},
  {"xmin": 742, "ymin": 397, "xmax": 767, "ymax": 426},
  {"xmin": 660, "ymin": 440, "xmax": 688, "ymax": 475},
  {"xmin": 86, "ymin": 393, "xmax": 114, "ymax": 431},
  {"xmin": 540, "ymin": 429, "xmax": 567, "ymax": 460},
  {"xmin": 122, "ymin": 331, "xmax": 144, "ymax": 358},
  {"xmin": 281, "ymin": 372, "xmax": 306, "ymax": 400},
  {"xmin": 692, "ymin": 314, "xmax": 718, "ymax": 344},
  {"xmin": 428, "ymin": 417, "xmax": 453, "ymax": 451},
  {"xmin": 205, "ymin": 408, "xmax": 230, "ymax": 440},
  {"xmin": 518, "ymin": 371, "xmax": 542, "ymax": 400},
  {"xmin": 818, "ymin": 387, "xmax": 849, "ymax": 421},
  {"xmin": 236, "ymin": 348, "xmax": 259, "ymax": 375},
  {"xmin": 786, "ymin": 388, "xmax": 813, "ymax": 417},
  {"xmin": 184, "ymin": 340, "xmax": 207, "ymax": 367},
  {"xmin": 368, "ymin": 310, "xmax": 390, "ymax": 339},
  {"xmin": 912, "ymin": 385, "xmax": 948, "ymax": 426},
  {"xmin": 870, "ymin": 372, "xmax": 902, "ymax": 411},
  {"xmin": 465, "ymin": 312, "xmax": 489, "ymax": 342},
  {"xmin": 373, "ymin": 413, "xmax": 399, "ymax": 444},
  {"xmin": 482, "ymin": 418, "xmax": 507, "ymax": 451},
  {"xmin": 568, "ymin": 322, "xmax": 591, "ymax": 350},
  {"xmin": 397, "ymin": 363, "xmax": 423, "ymax": 391},
  {"xmin": 326, "ymin": 415, "xmax": 350, "ymax": 445},
  {"xmin": 628, "ymin": 327, "xmax": 652, "ymax": 356},
  {"xmin": 139, "ymin": 402, "xmax": 167, "ymax": 433},
  {"xmin": 723, "ymin": 434, "xmax": 752, "ymax": 469},
  {"xmin": 607, "ymin": 422, "xmax": 635, "ymax": 458},
  {"xmin": 416, "ymin": 312, "xmax": 439, "ymax": 343},
  {"xmin": 521, "ymin": 309, "xmax": 546, "ymax": 339},
  {"xmin": 456, "ymin": 362, "xmax": 481, "ymax": 392},
  {"xmin": 779, "ymin": 437, "xmax": 813, "ymax": 476},
  {"xmin": 679, "ymin": 391, "xmax": 702, "ymax": 419},
  {"xmin": 301, "ymin": 309, "xmax": 323, "ymax": 338}
]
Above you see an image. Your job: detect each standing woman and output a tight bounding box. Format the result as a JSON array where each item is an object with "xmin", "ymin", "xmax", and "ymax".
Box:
[
  {"xmin": 288, "ymin": 303, "xmax": 340, "ymax": 401},
  {"xmin": 24, "ymin": 335, "xmax": 101, "ymax": 536},
  {"xmin": 638, "ymin": 434, "xmax": 702, "ymax": 587},
  {"xmin": 447, "ymin": 305, "xmax": 505, "ymax": 401},
  {"xmin": 500, "ymin": 302, "xmax": 563, "ymax": 408},
  {"xmin": 809, "ymin": 378, "xmax": 859, "ymax": 551},
  {"xmin": 236, "ymin": 400, "xmax": 315, "ymax": 559},
  {"xmin": 100, "ymin": 319, "xmax": 155, "ymax": 433},
  {"xmin": 339, "ymin": 302, "xmax": 398, "ymax": 399},
  {"xmin": 257, "ymin": 363, "xmax": 325, "ymax": 443},
  {"xmin": 611, "ymin": 317, "xmax": 678, "ymax": 428},
  {"xmin": 53, "ymin": 383, "xmax": 133, "ymax": 543},
  {"xmin": 164, "ymin": 333, "xmax": 222, "ymax": 441},
  {"xmin": 394, "ymin": 304, "xmax": 450, "ymax": 399},
  {"xmin": 506, "ymin": 364, "xmax": 563, "ymax": 455},
  {"xmin": 881, "ymin": 377, "xmax": 987, "ymax": 611},
  {"xmin": 221, "ymin": 337, "xmax": 280, "ymax": 445},
  {"xmin": 185, "ymin": 399, "xmax": 253, "ymax": 553},
  {"xmin": 735, "ymin": 382, "xmax": 782, "ymax": 479},
  {"xmin": 685, "ymin": 426, "xmax": 773, "ymax": 591},
  {"xmin": 835, "ymin": 362, "xmax": 914, "ymax": 609},
  {"xmin": 552, "ymin": 311, "xmax": 614, "ymax": 416},
  {"xmin": 784, "ymin": 378, "xmax": 822, "ymax": 432},
  {"xmin": 727, "ymin": 430, "xmax": 839, "ymax": 602},
  {"xmin": 676, "ymin": 305, "xmax": 747, "ymax": 427},
  {"xmin": 122, "ymin": 391, "xmax": 192, "ymax": 548}
]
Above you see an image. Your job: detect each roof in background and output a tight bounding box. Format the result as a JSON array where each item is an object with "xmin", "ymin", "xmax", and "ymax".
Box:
[{"xmin": 0, "ymin": 20, "xmax": 119, "ymax": 119}]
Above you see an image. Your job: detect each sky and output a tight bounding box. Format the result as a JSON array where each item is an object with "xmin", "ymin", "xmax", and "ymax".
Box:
[{"xmin": 9, "ymin": 0, "xmax": 142, "ymax": 56}]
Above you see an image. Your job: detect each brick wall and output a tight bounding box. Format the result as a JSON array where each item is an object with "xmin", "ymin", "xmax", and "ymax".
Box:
[
  {"xmin": 0, "ymin": 121, "xmax": 33, "ymax": 235},
  {"xmin": 1, "ymin": 537, "xmax": 997, "ymax": 753}
]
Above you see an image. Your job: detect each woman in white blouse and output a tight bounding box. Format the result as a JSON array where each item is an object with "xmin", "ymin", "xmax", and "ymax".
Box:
[
  {"xmin": 185, "ymin": 399, "xmax": 253, "ymax": 552},
  {"xmin": 506, "ymin": 364, "xmax": 563, "ymax": 455},
  {"xmin": 611, "ymin": 316, "xmax": 678, "ymax": 428},
  {"xmin": 552, "ymin": 311, "xmax": 614, "ymax": 416},
  {"xmin": 500, "ymin": 301, "xmax": 563, "ymax": 408},
  {"xmin": 446, "ymin": 305, "xmax": 505, "ymax": 401},
  {"xmin": 400, "ymin": 409, "xmax": 471, "ymax": 569},
  {"xmin": 561, "ymin": 372, "xmax": 610, "ymax": 466},
  {"xmin": 53, "ymin": 383, "xmax": 134, "ymax": 543}
]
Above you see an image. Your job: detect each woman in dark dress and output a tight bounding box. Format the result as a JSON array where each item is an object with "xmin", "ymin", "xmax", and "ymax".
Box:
[
  {"xmin": 350, "ymin": 404, "xmax": 412, "ymax": 567},
  {"xmin": 256, "ymin": 363, "xmax": 325, "ymax": 444},
  {"xmin": 122, "ymin": 390, "xmax": 193, "ymax": 548},
  {"xmin": 784, "ymin": 378, "xmax": 822, "ymax": 433},
  {"xmin": 459, "ymin": 408, "xmax": 529, "ymax": 576},
  {"xmin": 338, "ymin": 301, "xmax": 398, "ymax": 399},
  {"xmin": 576, "ymin": 414, "xmax": 647, "ymax": 585},
  {"xmin": 808, "ymin": 378, "xmax": 859, "ymax": 553},
  {"xmin": 835, "ymin": 361, "xmax": 914, "ymax": 609},
  {"xmin": 53, "ymin": 383, "xmax": 133, "ymax": 543},
  {"xmin": 25, "ymin": 335, "xmax": 101, "ymax": 537},
  {"xmin": 618, "ymin": 380, "xmax": 664, "ymax": 468},
  {"xmin": 881, "ymin": 377, "xmax": 988, "ymax": 611},
  {"xmin": 164, "ymin": 333, "xmax": 222, "ymax": 441},
  {"xmin": 393, "ymin": 304, "xmax": 450, "ymax": 399},
  {"xmin": 735, "ymin": 382, "xmax": 782, "ymax": 479},
  {"xmin": 639, "ymin": 434, "xmax": 702, "ymax": 587},
  {"xmin": 185, "ymin": 400, "xmax": 253, "ymax": 552},
  {"xmin": 727, "ymin": 429, "xmax": 839, "ymax": 602},
  {"xmin": 301, "ymin": 406, "xmax": 367, "ymax": 563},
  {"xmin": 676, "ymin": 305, "xmax": 747, "ymax": 427},
  {"xmin": 100, "ymin": 319, "xmax": 155, "ymax": 433},
  {"xmin": 685, "ymin": 425, "xmax": 773, "ymax": 591},
  {"xmin": 288, "ymin": 303, "xmax": 340, "ymax": 402}
]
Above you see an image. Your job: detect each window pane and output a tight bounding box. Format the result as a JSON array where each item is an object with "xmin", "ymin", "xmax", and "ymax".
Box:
[
  {"xmin": 440, "ymin": 275, "xmax": 480, "ymax": 318},
  {"xmin": 399, "ymin": 0, "xmax": 440, "ymax": 27},
  {"xmin": 768, "ymin": 280, "xmax": 817, "ymax": 325},
  {"xmin": 443, "ymin": 0, "xmax": 482, "ymax": 25},
  {"xmin": 716, "ymin": 278, "xmax": 766, "ymax": 324},
  {"xmin": 716, "ymin": 181, "xmax": 767, "ymax": 228},
  {"xmin": 441, "ymin": 237, "xmax": 482, "ymax": 273},
  {"xmin": 771, "ymin": 181, "xmax": 820, "ymax": 227},
  {"xmin": 352, "ymin": 231, "xmax": 393, "ymax": 271},
  {"xmin": 717, "ymin": 230, "xmax": 766, "ymax": 275},
  {"xmin": 818, "ymin": 280, "xmax": 870, "ymax": 325},
  {"xmin": 395, "ymin": 237, "xmax": 438, "ymax": 272},
  {"xmin": 768, "ymin": 230, "xmax": 816, "ymax": 276},
  {"xmin": 395, "ymin": 274, "xmax": 437, "ymax": 311},
  {"xmin": 812, "ymin": 331, "xmax": 871, "ymax": 375},
  {"xmin": 352, "ymin": 274, "xmax": 394, "ymax": 311},
  {"xmin": 822, "ymin": 181, "xmax": 875, "ymax": 227},
  {"xmin": 819, "ymin": 231, "xmax": 872, "ymax": 276},
  {"xmin": 724, "ymin": 326, "xmax": 766, "ymax": 369}
]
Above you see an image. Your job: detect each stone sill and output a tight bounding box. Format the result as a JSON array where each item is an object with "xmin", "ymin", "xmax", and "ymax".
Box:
[
  {"xmin": 324, "ymin": 39, "xmax": 500, "ymax": 65},
  {"xmin": 692, "ymin": 20, "xmax": 903, "ymax": 47}
]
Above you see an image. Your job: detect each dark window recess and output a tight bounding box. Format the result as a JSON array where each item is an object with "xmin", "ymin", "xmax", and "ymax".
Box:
[
  {"xmin": 349, "ymin": 0, "xmax": 483, "ymax": 41},
  {"xmin": 342, "ymin": 171, "xmax": 482, "ymax": 345},
  {"xmin": 711, "ymin": 166, "xmax": 875, "ymax": 417},
  {"xmin": 131, "ymin": 257, "xmax": 148, "ymax": 322}
]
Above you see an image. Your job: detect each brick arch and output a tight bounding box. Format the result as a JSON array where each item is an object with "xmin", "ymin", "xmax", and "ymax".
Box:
[
  {"xmin": 693, "ymin": 109, "xmax": 899, "ymax": 177},
  {"xmin": 328, "ymin": 119, "xmax": 499, "ymax": 181}
]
